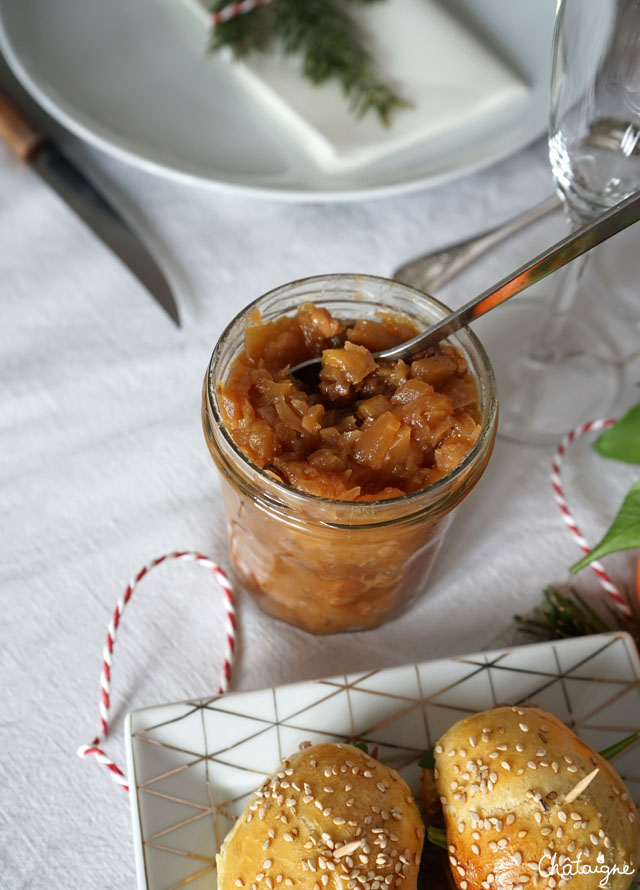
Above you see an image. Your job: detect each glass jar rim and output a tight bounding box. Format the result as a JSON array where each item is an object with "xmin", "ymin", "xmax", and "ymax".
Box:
[{"xmin": 205, "ymin": 272, "xmax": 498, "ymax": 514}]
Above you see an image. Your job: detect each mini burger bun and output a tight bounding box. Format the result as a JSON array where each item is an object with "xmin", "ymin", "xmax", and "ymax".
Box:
[
  {"xmin": 217, "ymin": 742, "xmax": 424, "ymax": 890},
  {"xmin": 433, "ymin": 706, "xmax": 639, "ymax": 890}
]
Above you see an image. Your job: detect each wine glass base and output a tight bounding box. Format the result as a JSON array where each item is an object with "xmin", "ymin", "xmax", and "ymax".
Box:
[{"xmin": 473, "ymin": 297, "xmax": 623, "ymax": 446}]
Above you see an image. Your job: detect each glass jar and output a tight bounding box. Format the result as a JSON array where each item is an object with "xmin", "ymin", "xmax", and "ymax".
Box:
[{"xmin": 202, "ymin": 274, "xmax": 498, "ymax": 635}]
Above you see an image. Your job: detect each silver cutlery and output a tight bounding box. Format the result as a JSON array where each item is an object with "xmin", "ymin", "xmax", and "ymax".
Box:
[
  {"xmin": 0, "ymin": 87, "xmax": 180, "ymax": 326},
  {"xmin": 393, "ymin": 194, "xmax": 562, "ymax": 292},
  {"xmin": 292, "ymin": 188, "xmax": 640, "ymax": 381}
]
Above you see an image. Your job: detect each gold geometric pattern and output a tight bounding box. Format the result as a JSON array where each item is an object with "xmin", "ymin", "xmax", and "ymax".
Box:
[{"xmin": 125, "ymin": 632, "xmax": 640, "ymax": 890}]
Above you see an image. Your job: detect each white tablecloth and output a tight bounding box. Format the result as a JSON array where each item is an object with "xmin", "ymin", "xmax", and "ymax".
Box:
[{"xmin": 2, "ymin": 81, "xmax": 639, "ymax": 889}]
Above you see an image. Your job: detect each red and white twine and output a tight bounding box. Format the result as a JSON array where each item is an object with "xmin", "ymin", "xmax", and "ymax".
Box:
[
  {"xmin": 77, "ymin": 551, "xmax": 236, "ymax": 792},
  {"xmin": 210, "ymin": 0, "xmax": 273, "ymax": 28},
  {"xmin": 551, "ymin": 418, "xmax": 632, "ymax": 617}
]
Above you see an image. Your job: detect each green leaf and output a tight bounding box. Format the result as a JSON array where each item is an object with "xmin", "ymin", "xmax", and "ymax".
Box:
[
  {"xmin": 426, "ymin": 826, "xmax": 447, "ymax": 849},
  {"xmin": 418, "ymin": 748, "xmax": 435, "ymax": 769},
  {"xmin": 594, "ymin": 405, "xmax": 640, "ymax": 465},
  {"xmin": 571, "ymin": 480, "xmax": 640, "ymax": 572},
  {"xmin": 353, "ymin": 741, "xmax": 369, "ymax": 754},
  {"xmin": 599, "ymin": 731, "xmax": 639, "ymax": 761}
]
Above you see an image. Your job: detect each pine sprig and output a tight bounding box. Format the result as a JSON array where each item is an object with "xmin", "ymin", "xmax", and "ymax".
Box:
[
  {"xmin": 515, "ymin": 585, "xmax": 640, "ymax": 649},
  {"xmin": 209, "ymin": 2, "xmax": 276, "ymax": 56},
  {"xmin": 209, "ymin": 0, "xmax": 407, "ymax": 125}
]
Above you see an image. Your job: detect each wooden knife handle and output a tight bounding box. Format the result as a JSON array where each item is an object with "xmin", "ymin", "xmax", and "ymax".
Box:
[{"xmin": 0, "ymin": 89, "xmax": 44, "ymax": 160}]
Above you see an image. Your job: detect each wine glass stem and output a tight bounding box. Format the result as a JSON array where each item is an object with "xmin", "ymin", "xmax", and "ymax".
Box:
[{"xmin": 526, "ymin": 253, "xmax": 590, "ymax": 365}]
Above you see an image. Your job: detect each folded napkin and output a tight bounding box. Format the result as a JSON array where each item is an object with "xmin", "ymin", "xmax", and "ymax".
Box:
[{"xmin": 183, "ymin": 0, "xmax": 527, "ymax": 173}]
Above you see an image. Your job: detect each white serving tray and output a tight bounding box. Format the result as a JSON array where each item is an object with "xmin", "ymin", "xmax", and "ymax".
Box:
[{"xmin": 125, "ymin": 632, "xmax": 640, "ymax": 890}]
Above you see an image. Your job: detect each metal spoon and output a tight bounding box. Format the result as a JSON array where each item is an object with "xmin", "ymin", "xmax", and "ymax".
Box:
[
  {"xmin": 393, "ymin": 194, "xmax": 562, "ymax": 293},
  {"xmin": 393, "ymin": 118, "xmax": 638, "ymax": 294},
  {"xmin": 291, "ymin": 188, "xmax": 640, "ymax": 382}
]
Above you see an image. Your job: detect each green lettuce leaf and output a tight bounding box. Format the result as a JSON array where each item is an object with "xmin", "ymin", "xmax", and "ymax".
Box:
[
  {"xmin": 594, "ymin": 404, "xmax": 640, "ymax": 465},
  {"xmin": 571, "ymin": 480, "xmax": 640, "ymax": 572}
]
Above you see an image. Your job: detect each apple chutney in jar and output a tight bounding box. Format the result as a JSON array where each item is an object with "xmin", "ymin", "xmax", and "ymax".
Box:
[{"xmin": 202, "ymin": 274, "xmax": 497, "ymax": 634}]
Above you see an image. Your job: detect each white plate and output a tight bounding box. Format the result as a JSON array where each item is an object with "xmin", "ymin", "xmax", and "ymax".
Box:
[
  {"xmin": 0, "ymin": 0, "xmax": 555, "ymax": 201},
  {"xmin": 125, "ymin": 632, "xmax": 640, "ymax": 890}
]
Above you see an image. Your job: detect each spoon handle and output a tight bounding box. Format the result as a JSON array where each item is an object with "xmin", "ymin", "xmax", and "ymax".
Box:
[
  {"xmin": 384, "ymin": 188, "xmax": 640, "ymax": 361},
  {"xmin": 393, "ymin": 194, "xmax": 562, "ymax": 293}
]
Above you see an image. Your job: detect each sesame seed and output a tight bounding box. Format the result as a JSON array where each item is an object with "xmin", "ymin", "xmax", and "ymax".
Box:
[
  {"xmin": 334, "ymin": 817, "xmax": 346, "ymax": 826},
  {"xmin": 376, "ymin": 783, "xmax": 386, "ymax": 793},
  {"xmin": 263, "ymin": 840, "xmax": 271, "ymax": 851},
  {"xmin": 363, "ymin": 771, "xmax": 373, "ymax": 778},
  {"xmin": 471, "ymin": 844, "xmax": 480, "ymax": 855},
  {"xmin": 266, "ymin": 880, "xmax": 274, "ymax": 889},
  {"xmin": 263, "ymin": 861, "xmax": 273, "ymax": 870},
  {"xmin": 323, "ymin": 808, "xmax": 332, "ymax": 817},
  {"xmin": 516, "ymin": 744, "xmax": 524, "ymax": 752},
  {"xmin": 501, "ymin": 761, "xmax": 511, "ymax": 771},
  {"xmin": 324, "ymin": 787, "xmax": 334, "ymax": 794},
  {"xmin": 435, "ymin": 745, "xmax": 443, "ymax": 754},
  {"xmin": 519, "ymin": 723, "xmax": 529, "ymax": 732},
  {"xmin": 527, "ymin": 761, "xmax": 537, "ymax": 770},
  {"xmin": 236, "ymin": 881, "xmax": 244, "ymax": 887},
  {"xmin": 557, "ymin": 811, "xmax": 567, "ymax": 823},
  {"xmin": 284, "ymin": 833, "xmax": 294, "ymax": 842}
]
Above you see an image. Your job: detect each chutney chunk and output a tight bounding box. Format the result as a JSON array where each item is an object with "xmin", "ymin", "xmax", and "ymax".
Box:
[{"xmin": 218, "ymin": 302, "xmax": 481, "ymax": 499}]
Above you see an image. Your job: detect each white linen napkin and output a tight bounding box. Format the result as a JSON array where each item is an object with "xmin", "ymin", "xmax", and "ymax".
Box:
[{"xmin": 182, "ymin": 0, "xmax": 527, "ymax": 173}]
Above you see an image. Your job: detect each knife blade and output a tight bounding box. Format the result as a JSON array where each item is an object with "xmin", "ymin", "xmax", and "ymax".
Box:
[{"xmin": 0, "ymin": 88, "xmax": 180, "ymax": 326}]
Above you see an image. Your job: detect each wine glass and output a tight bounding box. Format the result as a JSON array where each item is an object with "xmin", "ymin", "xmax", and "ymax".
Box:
[{"xmin": 484, "ymin": 0, "xmax": 640, "ymax": 445}]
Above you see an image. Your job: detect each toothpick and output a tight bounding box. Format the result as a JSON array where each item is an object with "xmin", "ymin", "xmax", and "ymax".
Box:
[
  {"xmin": 563, "ymin": 767, "xmax": 600, "ymax": 805},
  {"xmin": 333, "ymin": 840, "xmax": 363, "ymax": 859}
]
